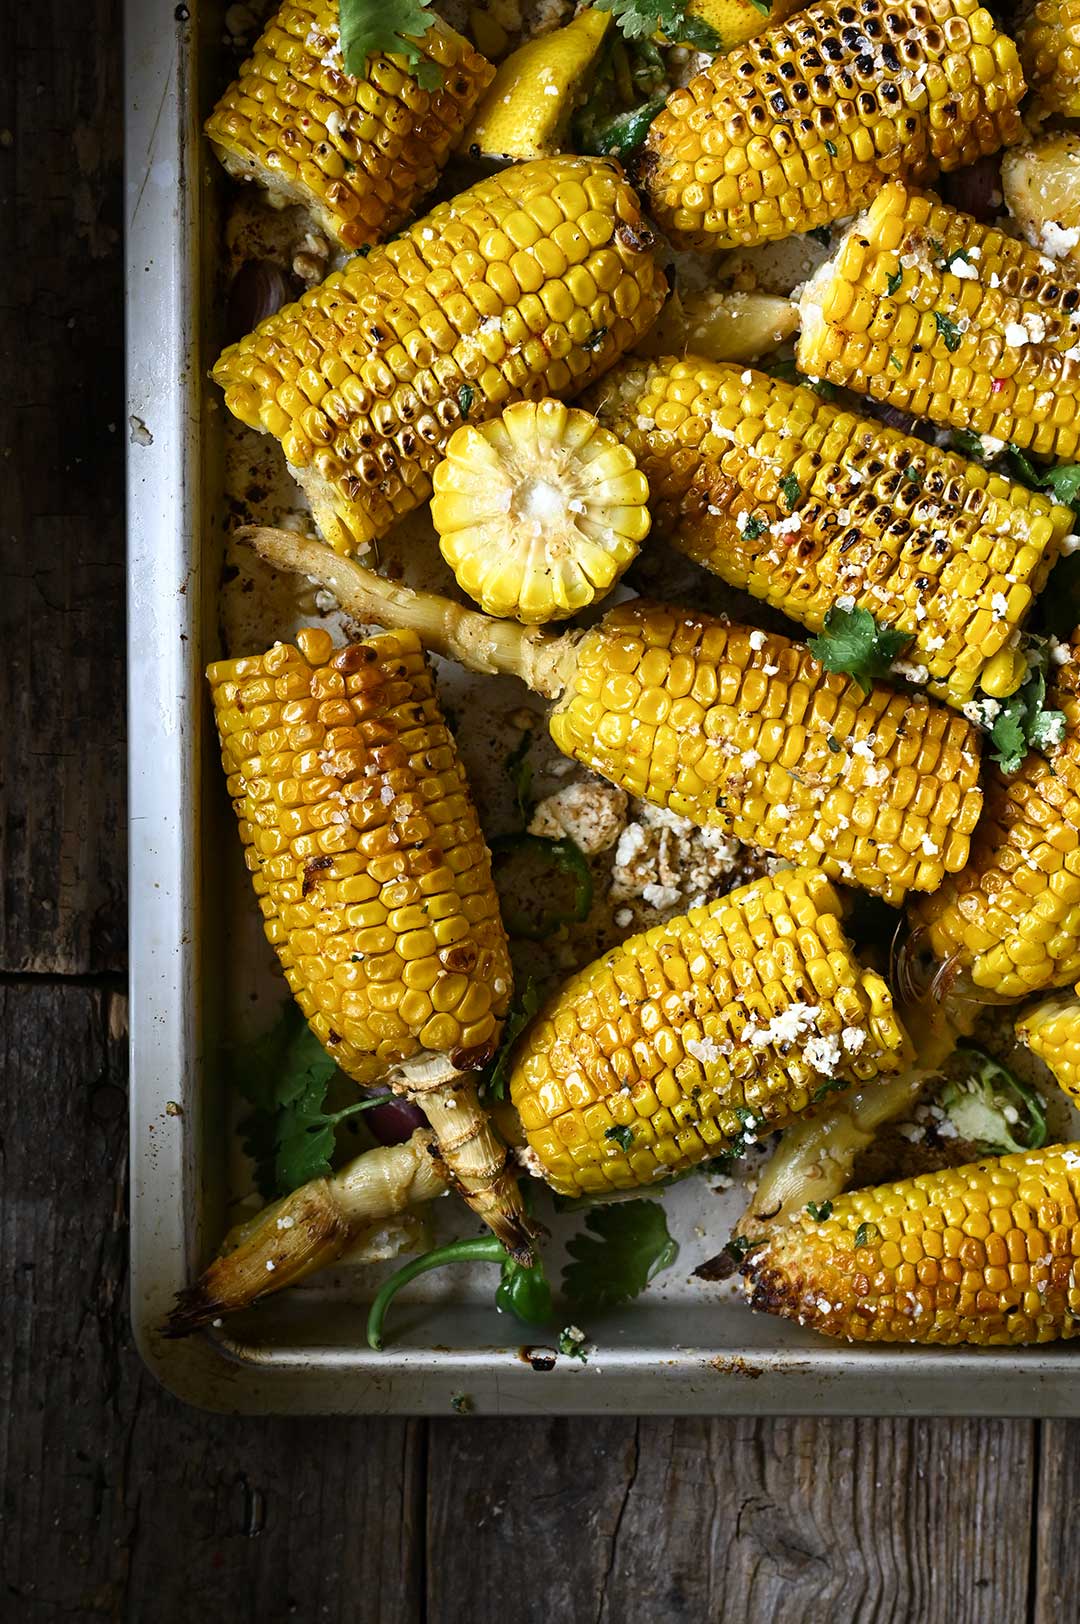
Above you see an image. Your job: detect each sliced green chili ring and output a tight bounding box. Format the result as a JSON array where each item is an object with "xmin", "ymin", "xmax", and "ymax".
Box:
[{"xmin": 489, "ymin": 833, "xmax": 594, "ymax": 939}]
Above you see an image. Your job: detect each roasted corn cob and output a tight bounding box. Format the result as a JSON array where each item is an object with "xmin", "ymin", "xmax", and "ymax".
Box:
[
  {"xmin": 1018, "ymin": 0, "xmax": 1080, "ymax": 121},
  {"xmin": 249, "ymin": 526, "xmax": 985, "ymax": 904},
  {"xmin": 509, "ymin": 868, "xmax": 909, "ymax": 1197},
  {"xmin": 431, "ymin": 397, "xmax": 650, "ymax": 622},
  {"xmin": 797, "ymin": 181, "xmax": 1080, "ymax": 460},
  {"xmin": 742, "ymin": 1143, "xmax": 1080, "ymax": 1343},
  {"xmin": 205, "ymin": 3, "xmax": 494, "ymax": 252},
  {"xmin": 641, "ymin": 0, "xmax": 1025, "ymax": 251},
  {"xmin": 910, "ymin": 635, "xmax": 1080, "ymax": 1002},
  {"xmin": 586, "ymin": 355, "xmax": 1070, "ymax": 709},
  {"xmin": 1017, "ymin": 990, "xmax": 1080, "ymax": 1106},
  {"xmin": 209, "ymin": 624, "xmax": 532, "ymax": 1255},
  {"xmin": 213, "ymin": 156, "xmax": 667, "ymax": 555}
]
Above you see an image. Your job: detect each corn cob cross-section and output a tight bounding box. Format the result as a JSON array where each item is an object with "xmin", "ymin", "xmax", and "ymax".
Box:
[
  {"xmin": 213, "ymin": 156, "xmax": 667, "ymax": 555},
  {"xmin": 249, "ymin": 528, "xmax": 987, "ymax": 905},
  {"xmin": 509, "ymin": 868, "xmax": 909, "ymax": 1197},
  {"xmin": 798, "ymin": 181, "xmax": 1080, "ymax": 460},
  {"xmin": 911, "ymin": 635, "xmax": 1080, "ymax": 1001},
  {"xmin": 743, "ymin": 1144, "xmax": 1080, "ymax": 1344},
  {"xmin": 205, "ymin": 3, "xmax": 494, "ymax": 251},
  {"xmin": 1017, "ymin": 991, "xmax": 1080, "ymax": 1106},
  {"xmin": 208, "ymin": 624, "xmax": 531, "ymax": 1254},
  {"xmin": 641, "ymin": 0, "xmax": 1025, "ymax": 250},
  {"xmin": 586, "ymin": 356, "xmax": 1071, "ymax": 709},
  {"xmin": 1018, "ymin": 0, "xmax": 1080, "ymax": 122}
]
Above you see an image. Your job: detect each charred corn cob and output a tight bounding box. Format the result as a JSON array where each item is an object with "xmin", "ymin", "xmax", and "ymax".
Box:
[
  {"xmin": 1018, "ymin": 0, "xmax": 1080, "ymax": 121},
  {"xmin": 459, "ymin": 8, "xmax": 611, "ymax": 162},
  {"xmin": 586, "ymin": 356, "xmax": 1071, "ymax": 709},
  {"xmin": 209, "ymin": 624, "xmax": 532, "ymax": 1255},
  {"xmin": 205, "ymin": 3, "xmax": 494, "ymax": 252},
  {"xmin": 1017, "ymin": 991, "xmax": 1080, "ymax": 1105},
  {"xmin": 213, "ymin": 156, "xmax": 666, "ymax": 555},
  {"xmin": 430, "ymin": 397, "xmax": 650, "ymax": 623},
  {"xmin": 641, "ymin": 0, "xmax": 1025, "ymax": 251},
  {"xmin": 797, "ymin": 181, "xmax": 1080, "ymax": 460},
  {"xmin": 910, "ymin": 636, "xmax": 1080, "ymax": 1002},
  {"xmin": 249, "ymin": 526, "xmax": 985, "ymax": 904},
  {"xmin": 743, "ymin": 1143, "xmax": 1080, "ymax": 1343},
  {"xmin": 509, "ymin": 868, "xmax": 909, "ymax": 1197}
]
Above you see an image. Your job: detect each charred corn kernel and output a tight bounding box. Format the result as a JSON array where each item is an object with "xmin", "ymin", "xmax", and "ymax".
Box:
[
  {"xmin": 912, "ymin": 636, "xmax": 1080, "ymax": 1000},
  {"xmin": 1019, "ymin": 0, "xmax": 1080, "ymax": 120},
  {"xmin": 798, "ymin": 181, "xmax": 1080, "ymax": 461},
  {"xmin": 585, "ymin": 356, "xmax": 1069, "ymax": 710},
  {"xmin": 204, "ymin": 4, "xmax": 493, "ymax": 252},
  {"xmin": 548, "ymin": 599, "xmax": 983, "ymax": 905},
  {"xmin": 743, "ymin": 1144, "xmax": 1080, "ymax": 1344},
  {"xmin": 213, "ymin": 156, "xmax": 667, "ymax": 554},
  {"xmin": 207, "ymin": 626, "xmax": 512, "ymax": 1081},
  {"xmin": 1017, "ymin": 991, "xmax": 1080, "ymax": 1105},
  {"xmin": 642, "ymin": 0, "xmax": 1025, "ymax": 251},
  {"xmin": 633, "ymin": 290, "xmax": 799, "ymax": 364},
  {"xmin": 1002, "ymin": 135, "xmax": 1080, "ymax": 272},
  {"xmin": 431, "ymin": 397, "xmax": 649, "ymax": 623},
  {"xmin": 509, "ymin": 868, "xmax": 909, "ymax": 1196},
  {"xmin": 459, "ymin": 9, "xmax": 610, "ymax": 162},
  {"xmin": 684, "ymin": 0, "xmax": 803, "ymax": 50}
]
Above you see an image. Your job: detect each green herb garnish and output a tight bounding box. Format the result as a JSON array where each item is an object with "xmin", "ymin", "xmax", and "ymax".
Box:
[
  {"xmin": 458, "ymin": 383, "xmax": 474, "ymax": 420},
  {"xmin": 934, "ymin": 311, "xmax": 963, "ymax": 353},
  {"xmin": 741, "ymin": 514, "xmax": 768, "ymax": 540},
  {"xmin": 562, "ymin": 1199, "xmax": 678, "ymax": 1311},
  {"xmin": 939, "ymin": 1045, "xmax": 1048, "ymax": 1155},
  {"xmin": 903, "ymin": 465, "xmax": 922, "ymax": 487},
  {"xmin": 339, "ymin": 0, "xmax": 442, "ymax": 88},
  {"xmin": 811, "ymin": 1076, "xmax": 849, "ymax": 1103},
  {"xmin": 503, "ymin": 729, "xmax": 533, "ymax": 825},
  {"xmin": 806, "ymin": 1199, "xmax": 833, "ymax": 1221},
  {"xmin": 824, "ymin": 138, "xmax": 837, "ymax": 156},
  {"xmin": 479, "ymin": 979, "xmax": 540, "ymax": 1101},
  {"xmin": 780, "ymin": 472, "xmax": 801, "ymax": 508},
  {"xmin": 593, "ymin": 0, "xmax": 720, "ymax": 46},
  {"xmin": 604, "ymin": 1123, "xmax": 636, "ymax": 1153},
  {"xmin": 886, "ymin": 268, "xmax": 903, "ymax": 296},
  {"xmin": 984, "ymin": 648, "xmax": 1066, "ymax": 774},
  {"xmin": 854, "ymin": 1222, "xmax": 879, "ymax": 1248},
  {"xmin": 584, "ymin": 326, "xmax": 609, "ymax": 351},
  {"xmin": 581, "ymin": 94, "xmax": 667, "ymax": 156},
  {"xmin": 808, "ymin": 605, "xmax": 911, "ymax": 694}
]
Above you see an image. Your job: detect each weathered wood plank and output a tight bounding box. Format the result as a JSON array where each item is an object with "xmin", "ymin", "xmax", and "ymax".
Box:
[
  {"xmin": 426, "ymin": 1415, "xmax": 1036, "ymax": 1624},
  {"xmin": 1032, "ymin": 1422, "xmax": 1080, "ymax": 1624},
  {"xmin": 0, "ymin": 980, "xmax": 426, "ymax": 1624},
  {"xmin": 0, "ymin": 0, "xmax": 127, "ymax": 975}
]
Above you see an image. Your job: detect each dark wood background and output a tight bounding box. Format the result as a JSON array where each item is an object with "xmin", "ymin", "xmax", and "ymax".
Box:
[{"xmin": 3, "ymin": 8, "xmax": 1079, "ymax": 1621}]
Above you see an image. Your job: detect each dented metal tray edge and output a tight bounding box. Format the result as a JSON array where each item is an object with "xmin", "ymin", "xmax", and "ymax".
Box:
[{"xmin": 125, "ymin": 0, "xmax": 1080, "ymax": 1415}]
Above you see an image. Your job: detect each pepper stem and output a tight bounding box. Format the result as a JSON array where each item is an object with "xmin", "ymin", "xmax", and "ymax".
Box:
[{"xmin": 366, "ymin": 1234, "xmax": 506, "ymax": 1350}]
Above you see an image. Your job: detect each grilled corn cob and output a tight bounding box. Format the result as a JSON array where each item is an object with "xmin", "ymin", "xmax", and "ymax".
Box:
[
  {"xmin": 205, "ymin": 3, "xmax": 494, "ymax": 252},
  {"xmin": 249, "ymin": 526, "xmax": 986, "ymax": 904},
  {"xmin": 509, "ymin": 868, "xmax": 909, "ymax": 1197},
  {"xmin": 742, "ymin": 1143, "xmax": 1080, "ymax": 1343},
  {"xmin": 910, "ymin": 635, "xmax": 1080, "ymax": 1002},
  {"xmin": 641, "ymin": 0, "xmax": 1025, "ymax": 251},
  {"xmin": 1017, "ymin": 991, "xmax": 1080, "ymax": 1106},
  {"xmin": 213, "ymin": 156, "xmax": 667, "ymax": 555},
  {"xmin": 209, "ymin": 624, "xmax": 532, "ymax": 1255},
  {"xmin": 1018, "ymin": 0, "xmax": 1080, "ymax": 121},
  {"xmin": 431, "ymin": 397, "xmax": 650, "ymax": 623},
  {"xmin": 797, "ymin": 181, "xmax": 1080, "ymax": 460},
  {"xmin": 586, "ymin": 355, "xmax": 1071, "ymax": 709}
]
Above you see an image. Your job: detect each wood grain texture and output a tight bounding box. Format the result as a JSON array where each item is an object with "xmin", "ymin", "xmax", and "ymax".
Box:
[
  {"xmin": 1032, "ymin": 1424, "xmax": 1080, "ymax": 1624},
  {"xmin": 426, "ymin": 1416, "xmax": 1037, "ymax": 1624}
]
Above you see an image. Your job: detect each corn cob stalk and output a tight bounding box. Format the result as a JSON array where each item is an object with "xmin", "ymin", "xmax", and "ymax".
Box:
[
  {"xmin": 210, "ymin": 624, "xmax": 533, "ymax": 1257},
  {"xmin": 1017, "ymin": 990, "xmax": 1080, "ymax": 1106},
  {"xmin": 586, "ymin": 355, "xmax": 1071, "ymax": 710},
  {"xmin": 431, "ymin": 397, "xmax": 651, "ymax": 623},
  {"xmin": 1018, "ymin": 0, "xmax": 1080, "ymax": 121},
  {"xmin": 742, "ymin": 1143, "xmax": 1080, "ymax": 1344},
  {"xmin": 167, "ymin": 1129, "xmax": 449, "ymax": 1334},
  {"xmin": 205, "ymin": 4, "xmax": 494, "ymax": 252},
  {"xmin": 797, "ymin": 180, "xmax": 1080, "ymax": 460},
  {"xmin": 247, "ymin": 525, "xmax": 985, "ymax": 905},
  {"xmin": 909, "ymin": 635, "xmax": 1080, "ymax": 1002},
  {"xmin": 213, "ymin": 156, "xmax": 667, "ymax": 555},
  {"xmin": 641, "ymin": 0, "xmax": 1025, "ymax": 251},
  {"xmin": 508, "ymin": 868, "xmax": 910, "ymax": 1197}
]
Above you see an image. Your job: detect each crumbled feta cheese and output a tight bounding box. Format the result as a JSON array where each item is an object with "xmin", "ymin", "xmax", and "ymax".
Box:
[
  {"xmin": 614, "ymin": 906, "xmax": 633, "ymax": 928},
  {"xmin": 841, "ymin": 1026, "xmax": 865, "ymax": 1055},
  {"xmin": 980, "ymin": 434, "xmax": 1006, "ymax": 456},
  {"xmin": 742, "ymin": 1002, "xmax": 821, "ymax": 1050},
  {"xmin": 850, "ymin": 739, "xmax": 875, "ymax": 761},
  {"xmin": 749, "ymin": 629, "xmax": 767, "ymax": 651},
  {"xmin": 804, "ymin": 1032, "xmax": 843, "ymax": 1073},
  {"xmin": 920, "ymin": 833, "xmax": 939, "ymax": 856},
  {"xmin": 529, "ymin": 779, "xmax": 628, "ymax": 854},
  {"xmin": 891, "ymin": 659, "xmax": 930, "ymax": 684},
  {"xmin": 739, "ymin": 749, "xmax": 760, "ymax": 769},
  {"xmin": 836, "ymin": 594, "xmax": 857, "ymax": 611},
  {"xmin": 991, "ymin": 592, "xmax": 1009, "ymax": 621},
  {"xmin": 687, "ymin": 1035, "xmax": 725, "ymax": 1065},
  {"xmin": 642, "ymin": 882, "xmax": 682, "ymax": 909},
  {"xmin": 950, "ymin": 256, "xmax": 978, "ymax": 279}
]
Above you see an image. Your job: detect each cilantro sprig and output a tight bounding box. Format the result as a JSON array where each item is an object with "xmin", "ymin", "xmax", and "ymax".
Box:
[
  {"xmin": 339, "ymin": 0, "xmax": 441, "ymax": 89},
  {"xmin": 808, "ymin": 605, "xmax": 911, "ymax": 695},
  {"xmin": 479, "ymin": 978, "xmax": 541, "ymax": 1101},
  {"xmin": 562, "ymin": 1199, "xmax": 678, "ymax": 1311},
  {"xmin": 594, "ymin": 0, "xmax": 721, "ymax": 48},
  {"xmin": 982, "ymin": 650, "xmax": 1066, "ymax": 775}
]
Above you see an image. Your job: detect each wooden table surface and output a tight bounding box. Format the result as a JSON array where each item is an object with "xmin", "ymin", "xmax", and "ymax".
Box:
[{"xmin": 3, "ymin": 10, "xmax": 1079, "ymax": 1623}]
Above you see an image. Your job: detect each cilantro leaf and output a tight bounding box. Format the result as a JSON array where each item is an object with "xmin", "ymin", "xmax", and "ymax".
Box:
[
  {"xmin": 824, "ymin": 138, "xmax": 837, "ymax": 157},
  {"xmin": 479, "ymin": 978, "xmax": 541, "ymax": 1101},
  {"xmin": 808, "ymin": 605, "xmax": 912, "ymax": 695},
  {"xmin": 805, "ymin": 1199, "xmax": 833, "ymax": 1221},
  {"xmin": 741, "ymin": 514, "xmax": 768, "ymax": 540},
  {"xmin": 886, "ymin": 268, "xmax": 903, "ymax": 296},
  {"xmin": 933, "ymin": 311, "xmax": 963, "ymax": 353},
  {"xmin": 563, "ymin": 1199, "xmax": 679, "ymax": 1311},
  {"xmin": 594, "ymin": 0, "xmax": 720, "ymax": 47},
  {"xmin": 780, "ymin": 472, "xmax": 801, "ymax": 508},
  {"xmin": 604, "ymin": 1123, "xmax": 635, "ymax": 1152},
  {"xmin": 1042, "ymin": 464, "xmax": 1080, "ymax": 508},
  {"xmin": 950, "ymin": 428, "xmax": 988, "ymax": 463},
  {"xmin": 458, "ymin": 383, "xmax": 474, "ymax": 420},
  {"xmin": 985, "ymin": 652, "xmax": 1066, "ymax": 774},
  {"xmin": 339, "ymin": 0, "xmax": 441, "ymax": 88}
]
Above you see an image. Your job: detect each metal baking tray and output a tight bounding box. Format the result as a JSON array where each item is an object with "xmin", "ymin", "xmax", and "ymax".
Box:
[{"xmin": 126, "ymin": 0, "xmax": 1080, "ymax": 1414}]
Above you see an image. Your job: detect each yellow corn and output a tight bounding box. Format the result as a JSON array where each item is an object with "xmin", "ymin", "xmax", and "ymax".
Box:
[
  {"xmin": 585, "ymin": 355, "xmax": 1071, "ymax": 709},
  {"xmin": 641, "ymin": 0, "xmax": 1025, "ymax": 250},
  {"xmin": 1017, "ymin": 990, "xmax": 1080, "ymax": 1106},
  {"xmin": 204, "ymin": 3, "xmax": 494, "ymax": 252},
  {"xmin": 1019, "ymin": 0, "xmax": 1080, "ymax": 121},
  {"xmin": 430, "ymin": 397, "xmax": 650, "ymax": 623},
  {"xmin": 911, "ymin": 637, "xmax": 1080, "ymax": 1001},
  {"xmin": 797, "ymin": 180, "xmax": 1080, "ymax": 461},
  {"xmin": 743, "ymin": 1144, "xmax": 1080, "ymax": 1344},
  {"xmin": 509, "ymin": 868, "xmax": 909, "ymax": 1196},
  {"xmin": 213, "ymin": 156, "xmax": 667, "ymax": 555},
  {"xmin": 684, "ymin": 0, "xmax": 804, "ymax": 51}
]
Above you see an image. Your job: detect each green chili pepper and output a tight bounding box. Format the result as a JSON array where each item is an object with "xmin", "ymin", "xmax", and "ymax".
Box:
[
  {"xmin": 367, "ymin": 1236, "xmax": 552, "ymax": 1349},
  {"xmin": 489, "ymin": 833, "xmax": 593, "ymax": 939},
  {"xmin": 588, "ymin": 95, "xmax": 667, "ymax": 156}
]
